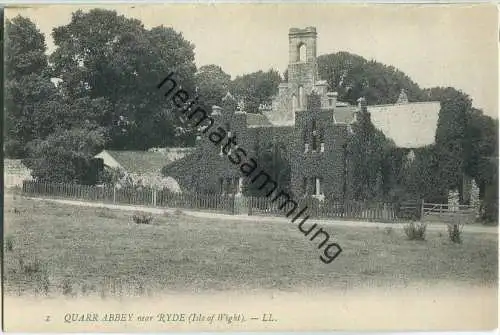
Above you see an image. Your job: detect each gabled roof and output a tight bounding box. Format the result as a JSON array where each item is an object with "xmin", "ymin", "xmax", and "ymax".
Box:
[
  {"xmin": 246, "ymin": 113, "xmax": 273, "ymax": 127},
  {"xmin": 96, "ymin": 148, "xmax": 194, "ymax": 174},
  {"xmin": 368, "ymin": 101, "xmax": 441, "ymax": 148},
  {"xmin": 334, "ymin": 106, "xmax": 357, "ymax": 124}
]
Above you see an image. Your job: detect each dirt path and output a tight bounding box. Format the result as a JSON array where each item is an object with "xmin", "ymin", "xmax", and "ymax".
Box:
[{"xmin": 18, "ymin": 195, "xmax": 499, "ymax": 235}]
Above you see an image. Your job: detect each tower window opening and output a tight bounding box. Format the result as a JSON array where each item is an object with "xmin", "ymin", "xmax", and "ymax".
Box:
[{"xmin": 298, "ymin": 43, "xmax": 307, "ymax": 62}]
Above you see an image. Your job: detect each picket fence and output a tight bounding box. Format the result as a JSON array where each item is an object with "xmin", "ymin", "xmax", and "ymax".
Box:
[{"xmin": 21, "ymin": 180, "xmax": 422, "ymax": 222}]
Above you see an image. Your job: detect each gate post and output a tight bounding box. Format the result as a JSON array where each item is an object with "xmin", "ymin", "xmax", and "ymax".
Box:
[{"xmin": 420, "ymin": 199, "xmax": 425, "ymax": 220}]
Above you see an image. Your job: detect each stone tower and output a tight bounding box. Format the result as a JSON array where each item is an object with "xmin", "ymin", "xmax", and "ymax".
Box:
[
  {"xmin": 287, "ymin": 27, "xmax": 320, "ymax": 111},
  {"xmin": 264, "ymin": 27, "xmax": 322, "ymax": 125}
]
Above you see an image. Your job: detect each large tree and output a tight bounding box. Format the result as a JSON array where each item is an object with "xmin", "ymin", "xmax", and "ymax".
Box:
[
  {"xmin": 317, "ymin": 52, "xmax": 427, "ymax": 106},
  {"xmin": 4, "ymin": 16, "xmax": 59, "ymax": 158},
  {"xmin": 195, "ymin": 64, "xmax": 231, "ymax": 109},
  {"xmin": 426, "ymin": 87, "xmax": 472, "ymax": 199},
  {"xmin": 347, "ymin": 101, "xmax": 395, "ymax": 201},
  {"xmin": 50, "ymin": 9, "xmax": 198, "ymax": 150},
  {"xmin": 231, "ymin": 69, "xmax": 282, "ymax": 113}
]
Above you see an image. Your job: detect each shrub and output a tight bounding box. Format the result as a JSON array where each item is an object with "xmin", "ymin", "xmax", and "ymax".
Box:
[
  {"xmin": 404, "ymin": 221, "xmax": 427, "ymax": 241},
  {"xmin": 21, "ymin": 256, "xmax": 44, "ymax": 275},
  {"xmin": 132, "ymin": 212, "xmax": 153, "ymax": 224},
  {"xmin": 447, "ymin": 223, "xmax": 463, "ymax": 244},
  {"xmin": 61, "ymin": 278, "xmax": 73, "ymax": 296},
  {"xmin": 95, "ymin": 208, "xmax": 117, "ymax": 219},
  {"xmin": 5, "ymin": 235, "xmax": 14, "ymax": 252}
]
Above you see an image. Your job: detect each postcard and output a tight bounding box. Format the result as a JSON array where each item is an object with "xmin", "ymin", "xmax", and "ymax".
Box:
[{"xmin": 3, "ymin": 3, "xmax": 498, "ymax": 332}]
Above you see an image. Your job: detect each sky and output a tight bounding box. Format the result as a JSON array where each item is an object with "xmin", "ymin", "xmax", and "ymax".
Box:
[{"xmin": 5, "ymin": 4, "xmax": 499, "ymax": 118}]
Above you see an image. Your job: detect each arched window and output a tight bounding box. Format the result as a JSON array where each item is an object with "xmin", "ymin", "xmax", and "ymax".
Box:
[
  {"xmin": 298, "ymin": 43, "xmax": 307, "ymax": 62},
  {"xmin": 292, "ymin": 94, "xmax": 298, "ymax": 111}
]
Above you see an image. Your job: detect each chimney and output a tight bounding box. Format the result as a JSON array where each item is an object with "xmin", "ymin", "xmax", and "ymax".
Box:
[
  {"xmin": 357, "ymin": 97, "xmax": 367, "ymax": 110},
  {"xmin": 212, "ymin": 105, "xmax": 223, "ymax": 116},
  {"xmin": 326, "ymin": 92, "xmax": 338, "ymax": 108}
]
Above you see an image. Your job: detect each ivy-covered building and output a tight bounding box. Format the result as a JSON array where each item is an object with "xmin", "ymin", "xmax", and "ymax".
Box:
[{"xmin": 163, "ymin": 27, "xmax": 441, "ymax": 201}]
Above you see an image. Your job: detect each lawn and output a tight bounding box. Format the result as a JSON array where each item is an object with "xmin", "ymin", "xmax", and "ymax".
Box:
[{"xmin": 4, "ymin": 194, "xmax": 498, "ymax": 298}]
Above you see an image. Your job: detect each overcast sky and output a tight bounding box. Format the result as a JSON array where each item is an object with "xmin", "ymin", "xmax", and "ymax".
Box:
[{"xmin": 6, "ymin": 4, "xmax": 499, "ymax": 118}]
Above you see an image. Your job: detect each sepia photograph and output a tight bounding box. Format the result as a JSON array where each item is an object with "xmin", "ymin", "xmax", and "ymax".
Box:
[{"xmin": 2, "ymin": 3, "xmax": 499, "ymax": 332}]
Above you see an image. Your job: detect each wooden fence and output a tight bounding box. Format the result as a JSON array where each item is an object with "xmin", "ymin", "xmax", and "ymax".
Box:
[
  {"xmin": 20, "ymin": 181, "xmax": 431, "ymax": 222},
  {"xmin": 247, "ymin": 196, "xmax": 420, "ymax": 222},
  {"xmin": 422, "ymin": 202, "xmax": 477, "ymax": 225}
]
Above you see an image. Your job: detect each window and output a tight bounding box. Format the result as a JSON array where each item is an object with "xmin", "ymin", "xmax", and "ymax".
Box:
[
  {"xmin": 225, "ymin": 122, "xmax": 231, "ymax": 137},
  {"xmin": 226, "ymin": 177, "xmax": 232, "ymax": 194},
  {"xmin": 298, "ymin": 43, "xmax": 307, "ymax": 62},
  {"xmin": 303, "ymin": 129, "xmax": 308, "ymax": 152},
  {"xmin": 311, "ymin": 120, "xmax": 319, "ymax": 152},
  {"xmin": 219, "ymin": 178, "xmax": 224, "ymax": 194},
  {"xmin": 320, "ymin": 128, "xmax": 325, "ymax": 152},
  {"xmin": 314, "ymin": 177, "xmax": 322, "ymax": 195},
  {"xmin": 302, "ymin": 177, "xmax": 308, "ymax": 194},
  {"xmin": 298, "ymin": 86, "xmax": 304, "ymax": 108},
  {"xmin": 236, "ymin": 177, "xmax": 243, "ymax": 194}
]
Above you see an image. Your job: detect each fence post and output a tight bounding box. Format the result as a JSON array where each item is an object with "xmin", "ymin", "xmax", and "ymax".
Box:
[
  {"xmin": 420, "ymin": 199, "xmax": 425, "ymax": 220},
  {"xmin": 152, "ymin": 189, "xmax": 157, "ymax": 207},
  {"xmin": 248, "ymin": 197, "xmax": 253, "ymax": 216},
  {"xmin": 113, "ymin": 187, "xmax": 116, "ymax": 204}
]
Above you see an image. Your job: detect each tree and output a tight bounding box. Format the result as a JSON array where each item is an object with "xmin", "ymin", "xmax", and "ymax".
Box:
[
  {"xmin": 347, "ymin": 102, "xmax": 395, "ymax": 201},
  {"xmin": 195, "ymin": 64, "xmax": 231, "ymax": 109},
  {"xmin": 427, "ymin": 87, "xmax": 472, "ymax": 199},
  {"xmin": 4, "ymin": 16, "xmax": 58, "ymax": 158},
  {"xmin": 231, "ymin": 69, "xmax": 282, "ymax": 113},
  {"xmin": 23, "ymin": 127, "xmax": 106, "ymax": 184},
  {"xmin": 317, "ymin": 52, "xmax": 427, "ymax": 106},
  {"xmin": 50, "ymin": 9, "xmax": 198, "ymax": 150}
]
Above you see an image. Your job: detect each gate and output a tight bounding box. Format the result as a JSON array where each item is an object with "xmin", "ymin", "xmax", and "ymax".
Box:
[{"xmin": 421, "ymin": 202, "xmax": 477, "ymax": 225}]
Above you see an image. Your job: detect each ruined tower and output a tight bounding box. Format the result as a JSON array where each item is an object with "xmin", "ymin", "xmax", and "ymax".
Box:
[
  {"xmin": 264, "ymin": 27, "xmax": 322, "ymax": 125},
  {"xmin": 287, "ymin": 26, "xmax": 320, "ymax": 110}
]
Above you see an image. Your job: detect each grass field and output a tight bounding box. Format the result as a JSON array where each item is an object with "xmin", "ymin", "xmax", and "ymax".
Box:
[{"xmin": 4, "ymin": 194, "xmax": 498, "ymax": 298}]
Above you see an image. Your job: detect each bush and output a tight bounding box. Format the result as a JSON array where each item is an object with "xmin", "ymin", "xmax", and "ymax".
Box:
[
  {"xmin": 447, "ymin": 223, "xmax": 463, "ymax": 244},
  {"xmin": 132, "ymin": 212, "xmax": 153, "ymax": 224},
  {"xmin": 5, "ymin": 235, "xmax": 14, "ymax": 252},
  {"xmin": 404, "ymin": 221, "xmax": 427, "ymax": 241}
]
